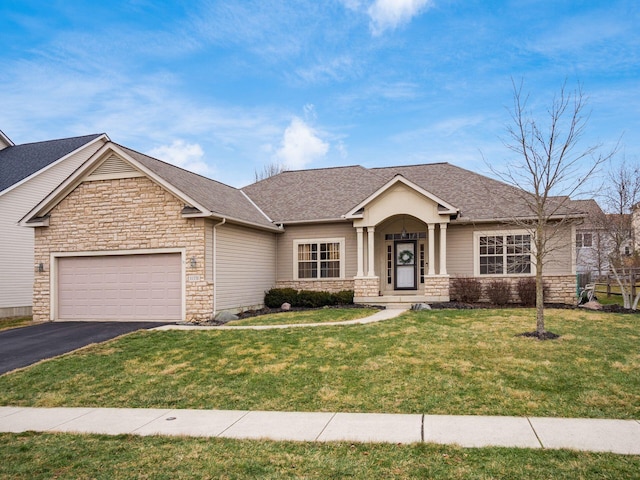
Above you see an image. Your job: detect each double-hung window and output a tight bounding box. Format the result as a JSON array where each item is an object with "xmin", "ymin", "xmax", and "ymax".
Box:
[
  {"xmin": 576, "ymin": 232, "xmax": 593, "ymax": 248},
  {"xmin": 294, "ymin": 239, "xmax": 344, "ymax": 279},
  {"xmin": 477, "ymin": 232, "xmax": 532, "ymax": 275}
]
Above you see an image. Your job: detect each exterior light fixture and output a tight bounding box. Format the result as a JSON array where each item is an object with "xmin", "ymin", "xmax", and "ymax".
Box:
[
  {"xmin": 190, "ymin": 257, "xmax": 197, "ymax": 268},
  {"xmin": 37, "ymin": 263, "xmax": 45, "ymax": 273}
]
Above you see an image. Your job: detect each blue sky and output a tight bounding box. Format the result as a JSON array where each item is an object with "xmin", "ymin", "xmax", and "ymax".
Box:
[{"xmin": 1, "ymin": 0, "xmax": 638, "ymax": 188}]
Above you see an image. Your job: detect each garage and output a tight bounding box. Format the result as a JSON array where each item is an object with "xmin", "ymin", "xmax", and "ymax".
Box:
[{"xmin": 56, "ymin": 253, "xmax": 183, "ymax": 321}]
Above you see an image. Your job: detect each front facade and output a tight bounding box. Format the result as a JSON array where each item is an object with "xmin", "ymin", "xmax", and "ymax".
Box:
[{"xmin": 23, "ymin": 140, "xmax": 582, "ymax": 322}]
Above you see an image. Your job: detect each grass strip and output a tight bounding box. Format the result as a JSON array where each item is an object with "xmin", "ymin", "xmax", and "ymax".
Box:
[
  {"xmin": 228, "ymin": 307, "xmax": 378, "ymax": 326},
  {"xmin": 1, "ymin": 432, "xmax": 638, "ymax": 480}
]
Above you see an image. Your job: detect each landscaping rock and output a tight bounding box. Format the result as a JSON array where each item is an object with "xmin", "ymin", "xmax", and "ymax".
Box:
[
  {"xmin": 411, "ymin": 303, "xmax": 431, "ymax": 311},
  {"xmin": 281, "ymin": 302, "xmax": 291, "ymax": 311},
  {"xmin": 214, "ymin": 311, "xmax": 239, "ymax": 323},
  {"xmin": 579, "ymin": 300, "xmax": 603, "ymax": 311}
]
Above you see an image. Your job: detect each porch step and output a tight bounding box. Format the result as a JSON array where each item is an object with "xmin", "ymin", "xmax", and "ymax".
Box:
[{"xmin": 355, "ymin": 295, "xmax": 428, "ymax": 309}]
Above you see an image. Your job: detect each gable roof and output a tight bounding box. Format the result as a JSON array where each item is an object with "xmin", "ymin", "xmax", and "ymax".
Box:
[
  {"xmin": 0, "ymin": 130, "xmax": 14, "ymax": 150},
  {"xmin": 21, "ymin": 142, "xmax": 279, "ymax": 231},
  {"xmin": 118, "ymin": 145, "xmax": 277, "ymax": 229},
  {"xmin": 344, "ymin": 174, "xmax": 459, "ymax": 219},
  {"xmin": 0, "ymin": 134, "xmax": 105, "ymax": 193}
]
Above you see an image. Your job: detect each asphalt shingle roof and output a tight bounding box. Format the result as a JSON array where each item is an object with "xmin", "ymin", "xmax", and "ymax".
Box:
[
  {"xmin": 242, "ymin": 162, "xmax": 587, "ymax": 224},
  {"xmin": 119, "ymin": 145, "xmax": 276, "ymax": 229},
  {"xmin": 0, "ymin": 134, "xmax": 104, "ymax": 193}
]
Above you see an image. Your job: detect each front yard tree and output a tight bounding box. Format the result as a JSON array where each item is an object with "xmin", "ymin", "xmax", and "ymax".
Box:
[
  {"xmin": 491, "ymin": 80, "xmax": 615, "ymax": 338},
  {"xmin": 599, "ymin": 158, "xmax": 640, "ymax": 309}
]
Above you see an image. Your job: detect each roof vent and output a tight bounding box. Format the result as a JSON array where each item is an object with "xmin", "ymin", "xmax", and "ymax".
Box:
[{"xmin": 86, "ymin": 154, "xmax": 142, "ymax": 180}]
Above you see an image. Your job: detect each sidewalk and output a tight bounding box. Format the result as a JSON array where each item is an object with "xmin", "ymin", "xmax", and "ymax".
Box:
[
  {"xmin": 154, "ymin": 306, "xmax": 407, "ymax": 331},
  {"xmin": 1, "ymin": 406, "xmax": 638, "ymax": 455}
]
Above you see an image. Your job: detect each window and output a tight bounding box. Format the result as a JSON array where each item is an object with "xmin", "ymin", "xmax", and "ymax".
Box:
[
  {"xmin": 576, "ymin": 232, "xmax": 593, "ymax": 248},
  {"xmin": 478, "ymin": 233, "xmax": 532, "ymax": 275},
  {"xmin": 294, "ymin": 239, "xmax": 344, "ymax": 279}
]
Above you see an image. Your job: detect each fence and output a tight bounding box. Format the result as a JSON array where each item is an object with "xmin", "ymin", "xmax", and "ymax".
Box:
[{"xmin": 593, "ymin": 269, "xmax": 640, "ymax": 298}]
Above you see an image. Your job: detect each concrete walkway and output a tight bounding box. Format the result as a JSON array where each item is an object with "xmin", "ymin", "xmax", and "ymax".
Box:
[
  {"xmin": 154, "ymin": 307, "xmax": 407, "ymax": 331},
  {"xmin": 0, "ymin": 406, "xmax": 638, "ymax": 454}
]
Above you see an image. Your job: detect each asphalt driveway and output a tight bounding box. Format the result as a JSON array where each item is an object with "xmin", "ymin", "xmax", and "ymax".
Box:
[{"xmin": 0, "ymin": 321, "xmax": 171, "ymax": 375}]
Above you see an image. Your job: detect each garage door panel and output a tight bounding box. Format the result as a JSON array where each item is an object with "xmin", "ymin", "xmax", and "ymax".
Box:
[{"xmin": 57, "ymin": 253, "xmax": 182, "ymax": 321}]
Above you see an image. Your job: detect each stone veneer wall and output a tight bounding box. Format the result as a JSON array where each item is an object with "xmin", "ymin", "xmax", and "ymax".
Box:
[
  {"xmin": 449, "ymin": 275, "xmax": 577, "ymax": 305},
  {"xmin": 276, "ymin": 279, "xmax": 355, "ymax": 293},
  {"xmin": 354, "ymin": 277, "xmax": 380, "ymax": 298},
  {"xmin": 423, "ymin": 275, "xmax": 450, "ymax": 301},
  {"xmin": 33, "ymin": 177, "xmax": 213, "ymax": 322}
]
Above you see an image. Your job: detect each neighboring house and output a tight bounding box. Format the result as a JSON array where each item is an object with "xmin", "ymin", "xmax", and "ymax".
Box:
[
  {"xmin": 573, "ymin": 199, "xmax": 636, "ymax": 280},
  {"xmin": 0, "ymin": 131, "xmax": 109, "ymax": 318},
  {"xmin": 22, "ymin": 140, "xmax": 585, "ymax": 323}
]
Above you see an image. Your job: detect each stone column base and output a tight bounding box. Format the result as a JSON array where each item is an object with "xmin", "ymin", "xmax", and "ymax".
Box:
[
  {"xmin": 354, "ymin": 277, "xmax": 380, "ymax": 299},
  {"xmin": 424, "ymin": 275, "xmax": 450, "ymax": 302}
]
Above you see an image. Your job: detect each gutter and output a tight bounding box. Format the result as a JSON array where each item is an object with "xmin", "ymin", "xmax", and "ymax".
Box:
[{"xmin": 212, "ymin": 218, "xmax": 226, "ymax": 317}]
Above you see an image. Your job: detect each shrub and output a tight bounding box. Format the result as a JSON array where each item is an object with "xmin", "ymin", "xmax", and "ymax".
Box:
[
  {"xmin": 331, "ymin": 290, "xmax": 354, "ymax": 305},
  {"xmin": 451, "ymin": 277, "xmax": 483, "ymax": 303},
  {"xmin": 264, "ymin": 288, "xmax": 298, "ymax": 308},
  {"xmin": 516, "ymin": 277, "xmax": 548, "ymax": 306},
  {"xmin": 264, "ymin": 288, "xmax": 355, "ymax": 308},
  {"xmin": 485, "ymin": 280, "xmax": 512, "ymax": 305},
  {"xmin": 297, "ymin": 290, "xmax": 333, "ymax": 308}
]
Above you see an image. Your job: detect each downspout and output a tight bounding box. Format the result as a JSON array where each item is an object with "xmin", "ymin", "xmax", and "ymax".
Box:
[{"xmin": 212, "ymin": 218, "xmax": 226, "ymax": 316}]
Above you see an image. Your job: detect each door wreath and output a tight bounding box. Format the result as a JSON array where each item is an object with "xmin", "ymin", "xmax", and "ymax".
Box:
[{"xmin": 398, "ymin": 249, "xmax": 414, "ymax": 265}]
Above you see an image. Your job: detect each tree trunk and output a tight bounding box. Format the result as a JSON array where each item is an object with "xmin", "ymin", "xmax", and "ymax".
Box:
[
  {"xmin": 535, "ymin": 239, "xmax": 545, "ymax": 335},
  {"xmin": 536, "ymin": 267, "xmax": 545, "ymax": 335}
]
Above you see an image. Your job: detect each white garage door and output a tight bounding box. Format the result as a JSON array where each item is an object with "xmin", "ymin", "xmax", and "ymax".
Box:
[{"xmin": 57, "ymin": 253, "xmax": 182, "ymax": 321}]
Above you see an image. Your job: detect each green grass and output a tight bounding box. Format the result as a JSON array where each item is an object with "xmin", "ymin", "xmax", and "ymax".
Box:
[
  {"xmin": 1, "ymin": 432, "xmax": 638, "ymax": 479},
  {"xmin": 0, "ymin": 308, "xmax": 638, "ymax": 419},
  {"xmin": 228, "ymin": 307, "xmax": 378, "ymax": 326},
  {"xmin": 0, "ymin": 316, "xmax": 33, "ymax": 332}
]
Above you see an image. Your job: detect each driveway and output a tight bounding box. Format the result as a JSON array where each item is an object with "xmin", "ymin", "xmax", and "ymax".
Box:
[{"xmin": 0, "ymin": 321, "xmax": 171, "ymax": 375}]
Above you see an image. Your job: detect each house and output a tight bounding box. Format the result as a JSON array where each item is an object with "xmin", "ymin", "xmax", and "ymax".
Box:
[
  {"xmin": 0, "ymin": 131, "xmax": 109, "ymax": 318},
  {"xmin": 21, "ymin": 140, "xmax": 584, "ymax": 323},
  {"xmin": 574, "ymin": 199, "xmax": 636, "ymax": 281}
]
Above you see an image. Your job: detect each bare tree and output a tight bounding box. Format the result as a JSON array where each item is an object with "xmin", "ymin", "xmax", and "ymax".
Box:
[
  {"xmin": 598, "ymin": 158, "xmax": 640, "ymax": 308},
  {"xmin": 490, "ymin": 80, "xmax": 616, "ymax": 338},
  {"xmin": 254, "ymin": 162, "xmax": 287, "ymax": 182}
]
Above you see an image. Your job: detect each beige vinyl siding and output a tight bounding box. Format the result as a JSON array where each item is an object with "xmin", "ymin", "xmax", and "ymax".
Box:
[
  {"xmin": 0, "ymin": 139, "xmax": 106, "ymax": 312},
  {"xmin": 215, "ymin": 223, "xmax": 277, "ymax": 311},
  {"xmin": 446, "ymin": 225, "xmax": 475, "ymax": 276},
  {"xmin": 544, "ymin": 223, "xmax": 574, "ymax": 275},
  {"xmin": 446, "ymin": 222, "xmax": 575, "ymax": 278},
  {"xmin": 276, "ymin": 222, "xmax": 357, "ymax": 282}
]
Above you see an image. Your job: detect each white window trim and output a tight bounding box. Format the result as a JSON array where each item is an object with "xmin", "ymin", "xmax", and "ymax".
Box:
[
  {"xmin": 293, "ymin": 237, "xmax": 346, "ymax": 280},
  {"xmin": 576, "ymin": 232, "xmax": 593, "ymax": 249},
  {"xmin": 473, "ymin": 230, "xmax": 536, "ymax": 277}
]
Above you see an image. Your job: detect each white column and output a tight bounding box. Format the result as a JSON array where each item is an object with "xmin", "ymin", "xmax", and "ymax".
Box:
[
  {"xmin": 356, "ymin": 227, "xmax": 364, "ymax": 277},
  {"xmin": 428, "ymin": 223, "xmax": 435, "ymax": 275},
  {"xmin": 367, "ymin": 226, "xmax": 376, "ymax": 277},
  {"xmin": 439, "ymin": 223, "xmax": 448, "ymax": 275}
]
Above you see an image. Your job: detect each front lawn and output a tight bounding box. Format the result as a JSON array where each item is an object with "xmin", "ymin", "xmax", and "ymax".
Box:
[
  {"xmin": 1, "ymin": 432, "xmax": 638, "ymax": 479},
  {"xmin": 228, "ymin": 307, "xmax": 378, "ymax": 326},
  {"xmin": 0, "ymin": 309, "xmax": 638, "ymax": 419}
]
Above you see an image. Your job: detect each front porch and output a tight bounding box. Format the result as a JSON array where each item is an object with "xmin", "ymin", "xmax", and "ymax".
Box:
[
  {"xmin": 342, "ymin": 174, "xmax": 459, "ymax": 308},
  {"xmin": 351, "ymin": 216, "xmax": 452, "ymax": 306}
]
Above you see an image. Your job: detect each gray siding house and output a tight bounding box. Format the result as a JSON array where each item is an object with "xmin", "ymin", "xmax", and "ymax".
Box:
[{"xmin": 0, "ymin": 132, "xmax": 108, "ymax": 317}]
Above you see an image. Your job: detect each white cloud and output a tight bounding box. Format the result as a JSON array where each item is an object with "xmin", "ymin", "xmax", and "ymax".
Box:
[
  {"xmin": 367, "ymin": 0, "xmax": 433, "ymax": 36},
  {"xmin": 275, "ymin": 117, "xmax": 329, "ymax": 169},
  {"xmin": 147, "ymin": 140, "xmax": 214, "ymax": 177}
]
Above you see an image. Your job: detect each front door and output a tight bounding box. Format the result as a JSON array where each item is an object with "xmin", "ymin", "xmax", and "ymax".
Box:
[{"xmin": 394, "ymin": 241, "xmax": 417, "ymax": 290}]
